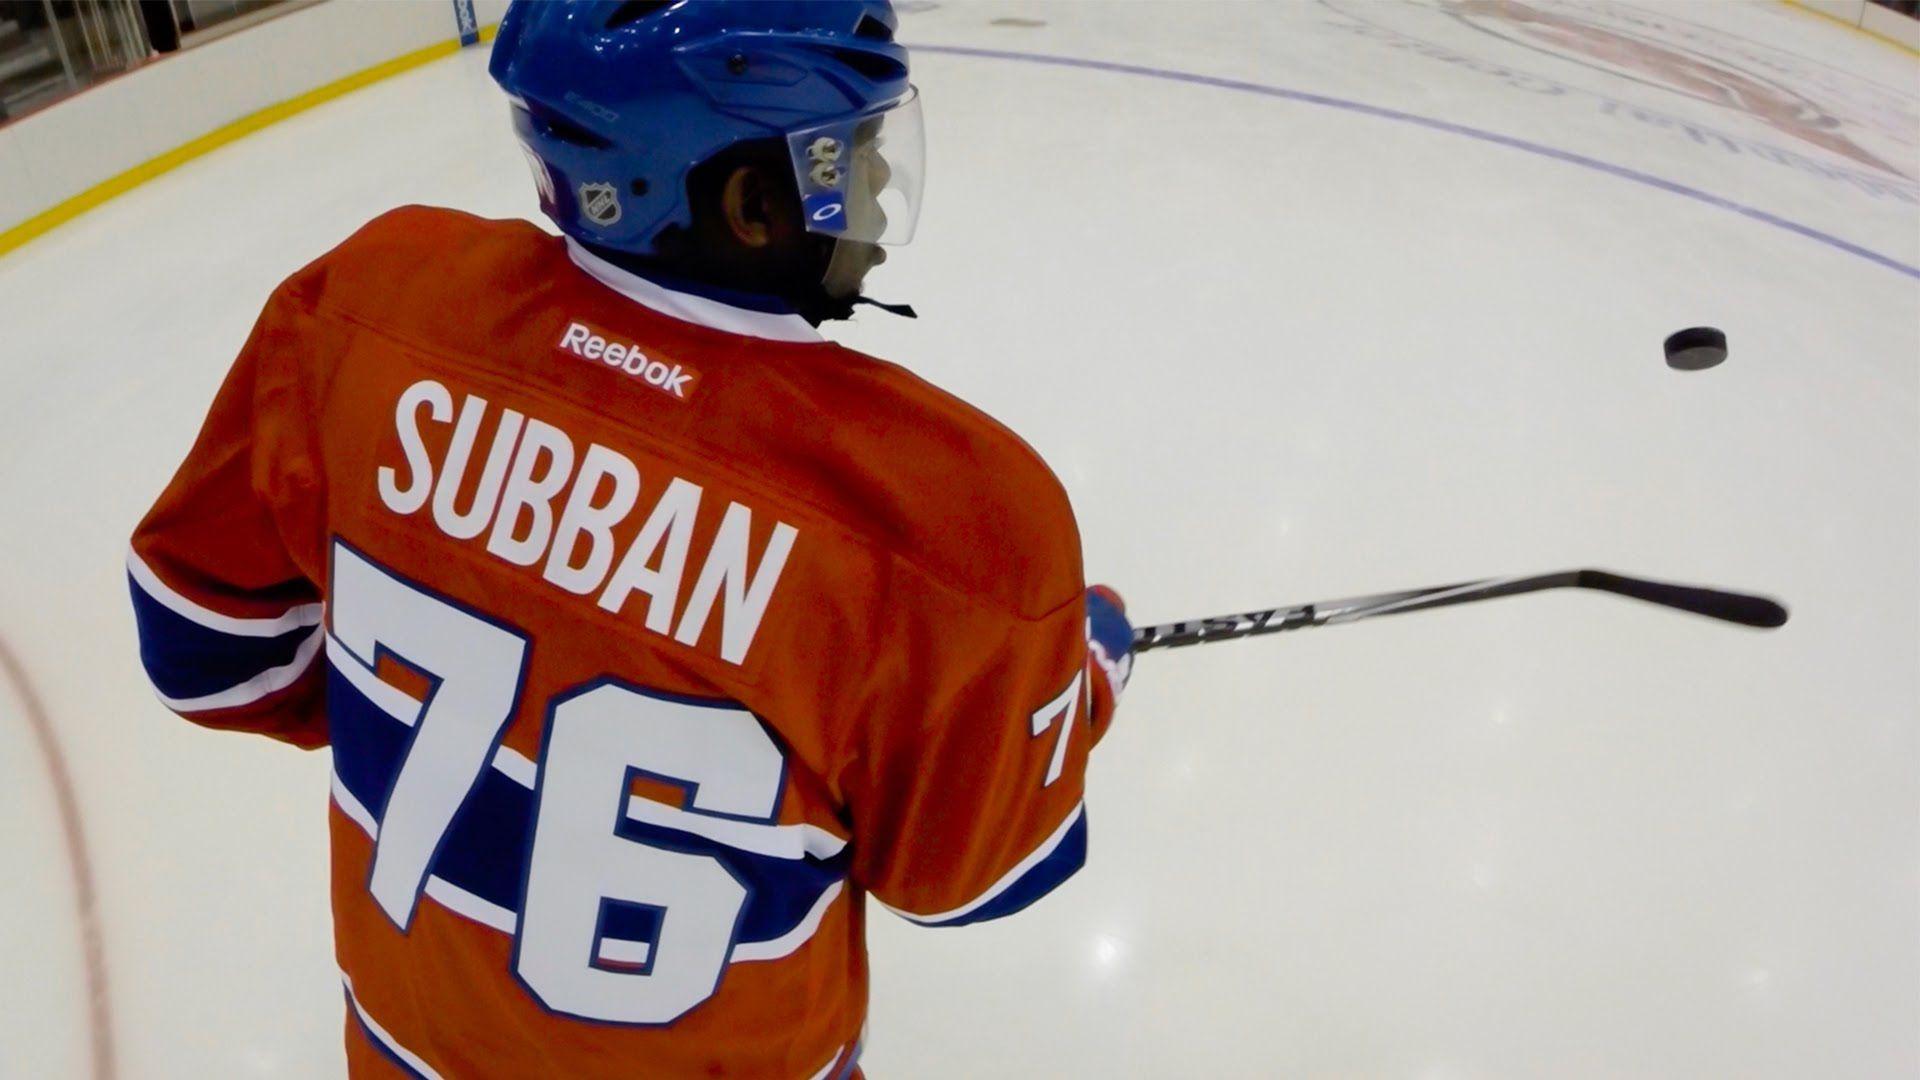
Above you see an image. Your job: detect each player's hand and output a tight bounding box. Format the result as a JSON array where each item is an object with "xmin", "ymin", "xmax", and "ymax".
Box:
[{"xmin": 1085, "ymin": 585, "xmax": 1133, "ymax": 698}]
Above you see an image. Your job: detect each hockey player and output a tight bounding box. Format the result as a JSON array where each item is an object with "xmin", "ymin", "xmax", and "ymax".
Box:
[{"xmin": 127, "ymin": 2, "xmax": 1132, "ymax": 1076}]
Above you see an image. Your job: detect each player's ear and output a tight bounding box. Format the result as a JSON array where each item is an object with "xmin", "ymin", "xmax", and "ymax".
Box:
[{"xmin": 720, "ymin": 165, "xmax": 773, "ymax": 249}]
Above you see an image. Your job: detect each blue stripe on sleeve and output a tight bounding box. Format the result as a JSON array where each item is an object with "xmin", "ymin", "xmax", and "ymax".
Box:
[
  {"xmin": 345, "ymin": 988, "xmax": 430, "ymax": 1079},
  {"xmin": 130, "ymin": 572, "xmax": 316, "ymax": 701},
  {"xmin": 924, "ymin": 812, "xmax": 1089, "ymax": 928}
]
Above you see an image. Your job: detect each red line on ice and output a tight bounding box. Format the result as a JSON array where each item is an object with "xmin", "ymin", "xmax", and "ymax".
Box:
[{"xmin": 0, "ymin": 637, "xmax": 115, "ymax": 1079}]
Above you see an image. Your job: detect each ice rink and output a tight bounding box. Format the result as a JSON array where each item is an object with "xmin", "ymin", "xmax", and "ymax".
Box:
[{"xmin": 2, "ymin": 1, "xmax": 1916, "ymax": 1076}]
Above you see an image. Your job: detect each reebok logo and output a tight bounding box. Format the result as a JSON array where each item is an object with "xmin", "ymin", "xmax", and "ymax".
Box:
[{"xmin": 557, "ymin": 321, "xmax": 699, "ymax": 402}]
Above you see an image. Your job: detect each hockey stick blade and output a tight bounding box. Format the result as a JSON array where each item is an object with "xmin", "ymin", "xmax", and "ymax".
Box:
[
  {"xmin": 1131, "ymin": 569, "xmax": 1788, "ymax": 653},
  {"xmin": 1574, "ymin": 570, "xmax": 1787, "ymax": 628}
]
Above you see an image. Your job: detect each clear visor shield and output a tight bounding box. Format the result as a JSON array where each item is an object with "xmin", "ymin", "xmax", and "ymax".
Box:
[{"xmin": 788, "ymin": 88, "xmax": 924, "ymax": 246}]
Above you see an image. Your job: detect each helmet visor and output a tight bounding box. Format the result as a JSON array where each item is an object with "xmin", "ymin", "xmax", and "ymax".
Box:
[{"xmin": 788, "ymin": 88, "xmax": 924, "ymax": 246}]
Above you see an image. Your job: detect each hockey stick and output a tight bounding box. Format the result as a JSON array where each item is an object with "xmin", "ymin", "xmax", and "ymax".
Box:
[{"xmin": 1130, "ymin": 570, "xmax": 1788, "ymax": 653}]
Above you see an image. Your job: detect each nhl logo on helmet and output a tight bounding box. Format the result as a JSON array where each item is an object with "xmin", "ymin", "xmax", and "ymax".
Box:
[{"xmin": 577, "ymin": 182, "xmax": 622, "ymax": 227}]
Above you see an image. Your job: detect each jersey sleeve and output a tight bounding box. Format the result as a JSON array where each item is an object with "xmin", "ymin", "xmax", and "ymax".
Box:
[
  {"xmin": 849, "ymin": 566, "xmax": 1123, "ymax": 927},
  {"xmin": 127, "ymin": 280, "xmax": 329, "ymax": 748}
]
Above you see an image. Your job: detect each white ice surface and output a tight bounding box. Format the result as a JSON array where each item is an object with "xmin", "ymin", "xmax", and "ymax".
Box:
[{"xmin": 0, "ymin": 2, "xmax": 1914, "ymax": 1077}]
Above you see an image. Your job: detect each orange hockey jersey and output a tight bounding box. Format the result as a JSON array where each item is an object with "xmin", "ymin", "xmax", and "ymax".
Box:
[{"xmin": 128, "ymin": 207, "xmax": 1122, "ymax": 1078}]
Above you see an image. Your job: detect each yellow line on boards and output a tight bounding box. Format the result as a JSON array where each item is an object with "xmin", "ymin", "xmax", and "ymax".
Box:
[
  {"xmin": 0, "ymin": 22, "xmax": 500, "ymax": 260},
  {"xmin": 1778, "ymin": 0, "xmax": 1920, "ymax": 59}
]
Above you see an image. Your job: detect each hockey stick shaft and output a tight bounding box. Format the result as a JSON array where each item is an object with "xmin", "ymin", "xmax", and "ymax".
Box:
[{"xmin": 1129, "ymin": 570, "xmax": 1787, "ymax": 653}]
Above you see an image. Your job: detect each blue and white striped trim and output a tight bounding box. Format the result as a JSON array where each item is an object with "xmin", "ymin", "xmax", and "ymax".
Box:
[
  {"xmin": 126, "ymin": 550, "xmax": 323, "ymax": 635},
  {"xmin": 881, "ymin": 801, "xmax": 1089, "ymax": 928},
  {"xmin": 127, "ymin": 549, "xmax": 325, "ymax": 712},
  {"xmin": 147, "ymin": 626, "xmax": 324, "ymax": 712},
  {"xmin": 807, "ymin": 1031, "xmax": 864, "ymax": 1080},
  {"xmin": 343, "ymin": 972, "xmax": 441, "ymax": 1080}
]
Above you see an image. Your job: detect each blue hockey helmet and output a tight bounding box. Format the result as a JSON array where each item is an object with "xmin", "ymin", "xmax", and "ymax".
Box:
[{"xmin": 489, "ymin": 0, "xmax": 923, "ymax": 257}]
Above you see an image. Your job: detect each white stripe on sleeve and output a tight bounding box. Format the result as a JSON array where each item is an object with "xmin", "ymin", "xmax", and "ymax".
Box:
[{"xmin": 127, "ymin": 549, "xmax": 323, "ymax": 637}]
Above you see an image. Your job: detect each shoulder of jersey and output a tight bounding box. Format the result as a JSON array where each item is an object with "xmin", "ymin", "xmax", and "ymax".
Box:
[
  {"xmin": 794, "ymin": 344, "xmax": 1084, "ymax": 621},
  {"xmin": 284, "ymin": 206, "xmax": 1082, "ymax": 618},
  {"xmin": 281, "ymin": 205, "xmax": 554, "ymax": 338}
]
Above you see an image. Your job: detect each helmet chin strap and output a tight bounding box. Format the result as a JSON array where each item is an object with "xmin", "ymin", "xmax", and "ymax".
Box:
[
  {"xmin": 796, "ymin": 237, "xmax": 916, "ymax": 324},
  {"xmin": 793, "ymin": 286, "xmax": 917, "ymax": 325},
  {"xmin": 854, "ymin": 296, "xmax": 918, "ymax": 318},
  {"xmin": 791, "ymin": 289, "xmax": 917, "ymax": 325}
]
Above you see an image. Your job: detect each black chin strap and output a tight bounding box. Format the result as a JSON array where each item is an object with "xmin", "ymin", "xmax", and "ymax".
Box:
[
  {"xmin": 797, "ymin": 294, "xmax": 918, "ymax": 326},
  {"xmin": 853, "ymin": 296, "xmax": 917, "ymax": 319}
]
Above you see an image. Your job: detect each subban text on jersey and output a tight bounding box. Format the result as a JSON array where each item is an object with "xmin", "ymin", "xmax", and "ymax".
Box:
[{"xmin": 374, "ymin": 377, "xmax": 797, "ymax": 665}]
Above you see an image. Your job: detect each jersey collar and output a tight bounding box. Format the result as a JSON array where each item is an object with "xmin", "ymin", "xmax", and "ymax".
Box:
[{"xmin": 565, "ymin": 239, "xmax": 825, "ymax": 345}]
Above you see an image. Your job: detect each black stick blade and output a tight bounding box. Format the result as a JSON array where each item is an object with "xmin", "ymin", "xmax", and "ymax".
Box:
[{"xmin": 1576, "ymin": 570, "xmax": 1788, "ymax": 628}]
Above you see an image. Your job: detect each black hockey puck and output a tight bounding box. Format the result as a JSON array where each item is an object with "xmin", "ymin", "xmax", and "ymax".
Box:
[{"xmin": 1665, "ymin": 326, "xmax": 1727, "ymax": 371}]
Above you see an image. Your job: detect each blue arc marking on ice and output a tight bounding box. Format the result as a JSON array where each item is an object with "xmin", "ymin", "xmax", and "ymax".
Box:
[{"xmin": 913, "ymin": 43, "xmax": 1920, "ymax": 282}]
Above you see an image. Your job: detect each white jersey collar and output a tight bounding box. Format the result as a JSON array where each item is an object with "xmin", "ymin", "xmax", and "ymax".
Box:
[{"xmin": 565, "ymin": 238, "xmax": 824, "ymax": 344}]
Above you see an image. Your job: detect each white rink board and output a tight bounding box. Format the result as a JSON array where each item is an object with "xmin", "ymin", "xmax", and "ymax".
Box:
[{"xmin": 0, "ymin": 0, "xmax": 514, "ymax": 233}]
